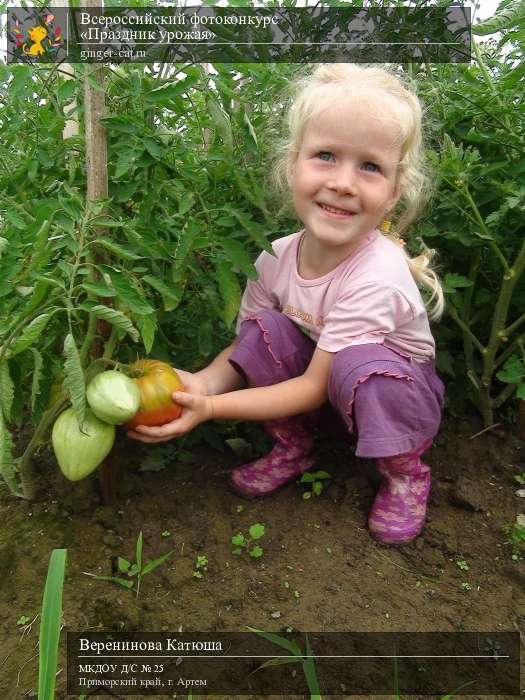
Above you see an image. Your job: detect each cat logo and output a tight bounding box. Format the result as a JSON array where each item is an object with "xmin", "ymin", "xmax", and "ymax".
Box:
[{"xmin": 13, "ymin": 13, "xmax": 63, "ymax": 60}]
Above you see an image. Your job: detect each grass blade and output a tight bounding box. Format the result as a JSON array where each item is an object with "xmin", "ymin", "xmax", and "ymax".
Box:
[
  {"xmin": 38, "ymin": 548, "xmax": 67, "ymax": 700},
  {"xmin": 247, "ymin": 627, "xmax": 302, "ymax": 656},
  {"xmin": 303, "ymin": 633, "xmax": 322, "ymax": 699}
]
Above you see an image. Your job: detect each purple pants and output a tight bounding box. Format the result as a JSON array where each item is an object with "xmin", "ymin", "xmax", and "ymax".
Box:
[{"xmin": 229, "ymin": 310, "xmax": 444, "ymax": 458}]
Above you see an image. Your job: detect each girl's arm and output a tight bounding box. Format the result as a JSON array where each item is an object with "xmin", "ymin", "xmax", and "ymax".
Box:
[
  {"xmin": 130, "ymin": 348, "xmax": 333, "ymax": 443},
  {"xmin": 194, "ymin": 342, "xmax": 246, "ymax": 395},
  {"xmin": 173, "ymin": 342, "xmax": 246, "ymax": 398},
  {"xmin": 209, "ymin": 347, "xmax": 333, "ymax": 420}
]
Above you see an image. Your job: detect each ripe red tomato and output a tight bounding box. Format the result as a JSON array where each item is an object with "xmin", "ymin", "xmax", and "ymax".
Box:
[{"xmin": 126, "ymin": 360, "xmax": 184, "ymax": 428}]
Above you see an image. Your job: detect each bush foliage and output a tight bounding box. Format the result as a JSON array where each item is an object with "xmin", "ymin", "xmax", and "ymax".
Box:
[{"xmin": 0, "ymin": 1, "xmax": 524, "ymax": 496}]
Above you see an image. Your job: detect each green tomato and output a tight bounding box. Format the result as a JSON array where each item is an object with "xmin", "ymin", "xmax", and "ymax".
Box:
[
  {"xmin": 52, "ymin": 408, "xmax": 115, "ymax": 481},
  {"xmin": 86, "ymin": 370, "xmax": 140, "ymax": 425}
]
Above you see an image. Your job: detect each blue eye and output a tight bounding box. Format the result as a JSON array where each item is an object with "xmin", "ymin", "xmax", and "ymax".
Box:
[
  {"xmin": 362, "ymin": 161, "xmax": 380, "ymax": 173},
  {"xmin": 316, "ymin": 151, "xmax": 334, "ymax": 162}
]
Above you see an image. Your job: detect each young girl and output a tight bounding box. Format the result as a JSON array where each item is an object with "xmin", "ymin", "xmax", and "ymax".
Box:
[{"xmin": 129, "ymin": 64, "xmax": 445, "ymax": 546}]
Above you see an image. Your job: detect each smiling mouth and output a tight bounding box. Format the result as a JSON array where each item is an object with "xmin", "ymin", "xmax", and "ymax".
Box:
[{"xmin": 317, "ymin": 203, "xmax": 356, "ymax": 216}]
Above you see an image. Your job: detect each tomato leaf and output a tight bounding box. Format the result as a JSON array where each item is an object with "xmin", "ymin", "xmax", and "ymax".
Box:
[
  {"xmin": 0, "ymin": 361, "xmax": 14, "ymax": 422},
  {"xmin": 217, "ymin": 238, "xmax": 257, "ymax": 280},
  {"xmin": 93, "ymin": 239, "xmax": 142, "ymax": 261},
  {"xmin": 142, "ymin": 275, "xmax": 181, "ymax": 311},
  {"xmin": 89, "ymin": 305, "xmax": 140, "ymax": 343},
  {"xmin": 206, "ymin": 95, "xmax": 233, "ymax": 152},
  {"xmin": 10, "ymin": 313, "xmax": 52, "ymax": 357},
  {"xmin": 63, "ymin": 333, "xmax": 86, "ymax": 428},
  {"xmin": 82, "ymin": 281, "xmax": 117, "ymax": 298},
  {"xmin": 215, "ymin": 262, "xmax": 241, "ymax": 329},
  {"xmin": 30, "ymin": 348, "xmax": 44, "ymax": 415},
  {"xmin": 135, "ymin": 314, "xmax": 157, "ymax": 355},
  {"xmin": 108, "ymin": 271, "xmax": 154, "ymax": 315},
  {"xmin": 0, "ymin": 411, "xmax": 20, "ymax": 496}
]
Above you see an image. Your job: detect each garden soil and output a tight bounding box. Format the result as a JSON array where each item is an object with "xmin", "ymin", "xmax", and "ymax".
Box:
[{"xmin": 0, "ymin": 412, "xmax": 523, "ymax": 699}]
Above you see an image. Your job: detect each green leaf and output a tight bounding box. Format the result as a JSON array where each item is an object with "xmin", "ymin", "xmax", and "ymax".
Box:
[
  {"xmin": 143, "ymin": 275, "xmax": 181, "ymax": 311},
  {"xmin": 444, "ymin": 273, "xmax": 474, "ymax": 294},
  {"xmin": 85, "ymin": 69, "xmax": 106, "ymax": 93},
  {"xmin": 473, "ymin": 0, "xmax": 525, "ymax": 34},
  {"xmin": 114, "ymin": 149, "xmax": 139, "ymax": 179},
  {"xmin": 0, "ymin": 361, "xmax": 14, "ymax": 422},
  {"xmin": 249, "ymin": 545, "xmax": 263, "ymax": 558},
  {"xmin": 315, "ymin": 470, "xmax": 332, "ymax": 480},
  {"xmin": 243, "ymin": 109, "xmax": 258, "ymax": 147},
  {"xmin": 198, "ymin": 320, "xmax": 213, "ymax": 357},
  {"xmin": 218, "ymin": 238, "xmax": 257, "ymax": 280},
  {"xmin": 108, "ymin": 271, "xmax": 154, "ymax": 315},
  {"xmin": 82, "ymin": 281, "xmax": 117, "ymax": 298},
  {"xmin": 143, "ymin": 75, "xmax": 200, "ymax": 107},
  {"xmin": 248, "ymin": 523, "xmax": 265, "ymax": 540},
  {"xmin": 57, "ymin": 80, "xmax": 77, "ymax": 102},
  {"xmin": 136, "ymin": 314, "xmax": 157, "ymax": 354},
  {"xmin": 0, "ymin": 410, "xmax": 20, "ymax": 496},
  {"xmin": 178, "ymin": 192, "xmax": 195, "ymax": 217},
  {"xmin": 215, "ymin": 262, "xmax": 241, "ymax": 329},
  {"xmin": 26, "ymin": 220, "xmax": 51, "ymax": 275},
  {"xmin": 38, "ymin": 549, "xmax": 67, "ymax": 700},
  {"xmin": 136, "ymin": 531, "xmax": 143, "ymax": 576},
  {"xmin": 30, "ymin": 348, "xmax": 44, "ymax": 415},
  {"xmin": 173, "ymin": 222, "xmax": 200, "ymax": 273},
  {"xmin": 229, "ymin": 209, "xmax": 273, "ymax": 253},
  {"xmin": 100, "ymin": 116, "xmax": 140, "ymax": 135},
  {"xmin": 63, "ymin": 333, "xmax": 86, "ymax": 427},
  {"xmin": 91, "ymin": 574, "xmax": 134, "ymax": 589},
  {"xmin": 89, "ymin": 305, "xmax": 140, "ymax": 343},
  {"xmin": 231, "ymin": 533, "xmax": 245, "ymax": 546},
  {"xmin": 496, "ymin": 356, "xmax": 523, "ymax": 384},
  {"xmin": 10, "ymin": 313, "xmax": 52, "ymax": 357},
  {"xmin": 144, "ymin": 137, "xmax": 164, "ymax": 160},
  {"xmin": 118, "ymin": 557, "xmax": 131, "ymax": 573},
  {"xmin": 247, "ymin": 627, "xmax": 302, "ymax": 657},
  {"xmin": 141, "ymin": 550, "xmax": 175, "ymax": 576},
  {"xmin": 206, "ymin": 95, "xmax": 233, "ymax": 152},
  {"xmin": 93, "ymin": 239, "xmax": 142, "ymax": 261},
  {"xmin": 89, "ymin": 217, "xmax": 125, "ymax": 228},
  {"xmin": 312, "ymin": 481, "xmax": 323, "ymax": 496},
  {"xmin": 303, "ymin": 634, "xmax": 322, "ymax": 698},
  {"xmin": 517, "ymin": 384, "xmax": 525, "ymax": 400}
]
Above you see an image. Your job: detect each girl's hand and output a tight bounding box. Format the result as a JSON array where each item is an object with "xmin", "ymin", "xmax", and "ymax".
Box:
[
  {"xmin": 126, "ymin": 390, "xmax": 213, "ymax": 444},
  {"xmin": 172, "ymin": 368, "xmax": 208, "ymax": 396}
]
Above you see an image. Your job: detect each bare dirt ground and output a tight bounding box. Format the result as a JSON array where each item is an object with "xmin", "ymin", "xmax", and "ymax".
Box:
[{"xmin": 0, "ymin": 412, "xmax": 523, "ymax": 699}]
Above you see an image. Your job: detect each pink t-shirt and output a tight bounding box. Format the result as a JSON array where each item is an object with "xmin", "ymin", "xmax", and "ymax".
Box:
[{"xmin": 236, "ymin": 229, "xmax": 435, "ymax": 362}]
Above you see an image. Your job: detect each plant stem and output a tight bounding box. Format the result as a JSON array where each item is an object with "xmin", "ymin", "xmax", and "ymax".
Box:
[
  {"xmin": 462, "ymin": 249, "xmax": 481, "ymax": 372},
  {"xmin": 480, "ymin": 237, "xmax": 525, "ymax": 425},
  {"xmin": 472, "ymin": 40, "xmax": 512, "ymax": 133},
  {"xmin": 493, "ymin": 381, "xmax": 518, "ymax": 410},
  {"xmin": 446, "ymin": 304, "xmax": 485, "ymax": 355},
  {"xmin": 18, "ymin": 396, "xmax": 69, "ymax": 500}
]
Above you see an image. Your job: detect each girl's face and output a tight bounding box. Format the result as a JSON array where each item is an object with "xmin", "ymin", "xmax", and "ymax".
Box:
[{"xmin": 289, "ymin": 98, "xmax": 402, "ymax": 266}]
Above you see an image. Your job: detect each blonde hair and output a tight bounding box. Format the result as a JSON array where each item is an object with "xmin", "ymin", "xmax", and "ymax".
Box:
[{"xmin": 273, "ymin": 64, "xmax": 444, "ymax": 322}]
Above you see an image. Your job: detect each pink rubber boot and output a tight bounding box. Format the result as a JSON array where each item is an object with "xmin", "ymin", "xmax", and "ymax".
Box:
[
  {"xmin": 368, "ymin": 438, "xmax": 433, "ymax": 545},
  {"xmin": 229, "ymin": 415, "xmax": 317, "ymax": 498}
]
